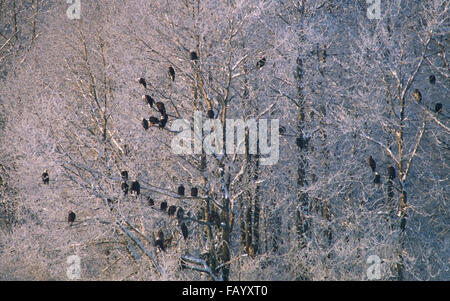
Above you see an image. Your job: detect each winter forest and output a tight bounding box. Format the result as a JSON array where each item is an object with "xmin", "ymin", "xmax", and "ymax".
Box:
[{"xmin": 0, "ymin": 0, "xmax": 448, "ymax": 281}]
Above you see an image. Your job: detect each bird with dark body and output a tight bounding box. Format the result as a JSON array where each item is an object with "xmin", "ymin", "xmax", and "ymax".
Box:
[
  {"xmin": 429, "ymin": 75, "xmax": 436, "ymax": 85},
  {"xmin": 435, "ymin": 103, "xmax": 442, "ymax": 113},
  {"xmin": 176, "ymin": 207, "xmax": 185, "ymax": 220},
  {"xmin": 155, "ymin": 102, "xmax": 166, "ymax": 115},
  {"xmin": 130, "ymin": 181, "xmax": 140, "ymax": 196},
  {"xmin": 121, "ymin": 182, "xmax": 129, "ymax": 195},
  {"xmin": 159, "ymin": 114, "xmax": 168, "ymax": 129},
  {"xmin": 256, "ymin": 57, "xmax": 266, "ymax": 69},
  {"xmin": 168, "ymin": 205, "xmax": 177, "ymax": 216},
  {"xmin": 147, "ymin": 197, "xmax": 155, "ymax": 206},
  {"xmin": 191, "ymin": 187, "xmax": 198, "ymax": 197},
  {"xmin": 142, "ymin": 118, "xmax": 149, "ymax": 130},
  {"xmin": 142, "ymin": 95, "xmax": 154, "ymax": 108},
  {"xmin": 160, "ymin": 201, "xmax": 168, "ymax": 212},
  {"xmin": 68, "ymin": 211, "xmax": 76, "ymax": 226},
  {"xmin": 42, "ymin": 171, "xmax": 49, "ymax": 184},
  {"xmin": 155, "ymin": 230, "xmax": 165, "ymax": 251},
  {"xmin": 296, "ymin": 135, "xmax": 309, "ymax": 150},
  {"xmin": 148, "ymin": 116, "xmax": 160, "ymax": 126},
  {"xmin": 368, "ymin": 156, "xmax": 376, "ymax": 172},
  {"xmin": 374, "ymin": 172, "xmax": 381, "ymax": 184},
  {"xmin": 190, "ymin": 51, "xmax": 198, "ymax": 61},
  {"xmin": 413, "ymin": 89, "xmax": 422, "ymax": 103},
  {"xmin": 388, "ymin": 164, "xmax": 396, "ymax": 180},
  {"xmin": 181, "ymin": 223, "xmax": 188, "ymax": 240},
  {"xmin": 168, "ymin": 66, "xmax": 175, "ymax": 82},
  {"xmin": 121, "ymin": 170, "xmax": 128, "ymax": 181},
  {"xmin": 207, "ymin": 109, "xmax": 215, "ymax": 119},
  {"xmin": 279, "ymin": 126, "xmax": 286, "ymax": 135},
  {"xmin": 177, "ymin": 185, "xmax": 185, "ymax": 196},
  {"xmin": 136, "ymin": 77, "xmax": 147, "ymax": 89}
]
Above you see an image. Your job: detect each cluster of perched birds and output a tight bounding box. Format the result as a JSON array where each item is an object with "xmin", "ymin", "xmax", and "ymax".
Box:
[
  {"xmin": 137, "ymin": 51, "xmax": 268, "ymax": 129},
  {"xmin": 116, "ymin": 170, "xmax": 201, "ymax": 250},
  {"xmin": 137, "ymin": 79, "xmax": 169, "ymax": 130},
  {"xmin": 368, "ymin": 155, "xmax": 396, "ymax": 185},
  {"xmin": 42, "ymin": 170, "xmax": 77, "ymax": 226},
  {"xmin": 412, "ymin": 75, "xmax": 443, "ymax": 114}
]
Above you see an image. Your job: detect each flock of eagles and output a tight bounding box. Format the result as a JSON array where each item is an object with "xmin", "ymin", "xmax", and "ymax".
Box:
[{"xmin": 39, "ymin": 50, "xmax": 443, "ymax": 252}]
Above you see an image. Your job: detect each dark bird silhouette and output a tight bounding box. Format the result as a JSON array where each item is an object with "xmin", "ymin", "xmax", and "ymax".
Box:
[
  {"xmin": 429, "ymin": 75, "xmax": 436, "ymax": 85},
  {"xmin": 130, "ymin": 181, "xmax": 140, "ymax": 196},
  {"xmin": 413, "ymin": 89, "xmax": 422, "ymax": 103},
  {"xmin": 256, "ymin": 57, "xmax": 266, "ymax": 69},
  {"xmin": 147, "ymin": 197, "xmax": 155, "ymax": 206},
  {"xmin": 374, "ymin": 172, "xmax": 381, "ymax": 184},
  {"xmin": 149, "ymin": 116, "xmax": 160, "ymax": 126},
  {"xmin": 296, "ymin": 135, "xmax": 309, "ymax": 150},
  {"xmin": 142, "ymin": 95, "xmax": 154, "ymax": 108},
  {"xmin": 121, "ymin": 182, "xmax": 129, "ymax": 195},
  {"xmin": 142, "ymin": 118, "xmax": 149, "ymax": 130},
  {"xmin": 68, "ymin": 211, "xmax": 76, "ymax": 226},
  {"xmin": 279, "ymin": 126, "xmax": 286, "ymax": 135},
  {"xmin": 177, "ymin": 185, "xmax": 185, "ymax": 196},
  {"xmin": 181, "ymin": 223, "xmax": 188, "ymax": 240},
  {"xmin": 121, "ymin": 170, "xmax": 128, "ymax": 181},
  {"xmin": 435, "ymin": 103, "xmax": 442, "ymax": 113},
  {"xmin": 388, "ymin": 164, "xmax": 396, "ymax": 180},
  {"xmin": 168, "ymin": 66, "xmax": 175, "ymax": 82},
  {"xmin": 207, "ymin": 109, "xmax": 215, "ymax": 119},
  {"xmin": 191, "ymin": 187, "xmax": 198, "ymax": 197},
  {"xmin": 159, "ymin": 114, "xmax": 168, "ymax": 129},
  {"xmin": 156, "ymin": 102, "xmax": 166, "ymax": 115},
  {"xmin": 190, "ymin": 51, "xmax": 198, "ymax": 61},
  {"xmin": 176, "ymin": 207, "xmax": 185, "ymax": 220},
  {"xmin": 155, "ymin": 230, "xmax": 165, "ymax": 251},
  {"xmin": 160, "ymin": 201, "xmax": 168, "ymax": 212},
  {"xmin": 168, "ymin": 205, "xmax": 177, "ymax": 216},
  {"xmin": 136, "ymin": 77, "xmax": 147, "ymax": 89},
  {"xmin": 368, "ymin": 156, "xmax": 376, "ymax": 172},
  {"xmin": 42, "ymin": 170, "xmax": 49, "ymax": 184}
]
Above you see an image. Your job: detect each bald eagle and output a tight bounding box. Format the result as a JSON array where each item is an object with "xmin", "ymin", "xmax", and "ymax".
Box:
[
  {"xmin": 156, "ymin": 102, "xmax": 166, "ymax": 115},
  {"xmin": 142, "ymin": 118, "xmax": 149, "ymax": 130},
  {"xmin": 136, "ymin": 77, "xmax": 147, "ymax": 89},
  {"xmin": 121, "ymin": 170, "xmax": 128, "ymax": 181},
  {"xmin": 181, "ymin": 223, "xmax": 188, "ymax": 240},
  {"xmin": 142, "ymin": 95, "xmax": 154, "ymax": 108},
  {"xmin": 257, "ymin": 57, "xmax": 266, "ymax": 69},
  {"xmin": 168, "ymin": 205, "xmax": 177, "ymax": 216},
  {"xmin": 413, "ymin": 89, "xmax": 422, "ymax": 103},
  {"xmin": 42, "ymin": 170, "xmax": 49, "ymax": 184},
  {"xmin": 130, "ymin": 181, "xmax": 140, "ymax": 196},
  {"xmin": 121, "ymin": 182, "xmax": 129, "ymax": 195},
  {"xmin": 177, "ymin": 185, "xmax": 185, "ymax": 196},
  {"xmin": 368, "ymin": 156, "xmax": 376, "ymax": 172},
  {"xmin": 68, "ymin": 211, "xmax": 76, "ymax": 226},
  {"xmin": 190, "ymin": 51, "xmax": 198, "ymax": 61},
  {"xmin": 429, "ymin": 75, "xmax": 436, "ymax": 85},
  {"xmin": 168, "ymin": 66, "xmax": 175, "ymax": 82},
  {"xmin": 149, "ymin": 116, "xmax": 160, "ymax": 126}
]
